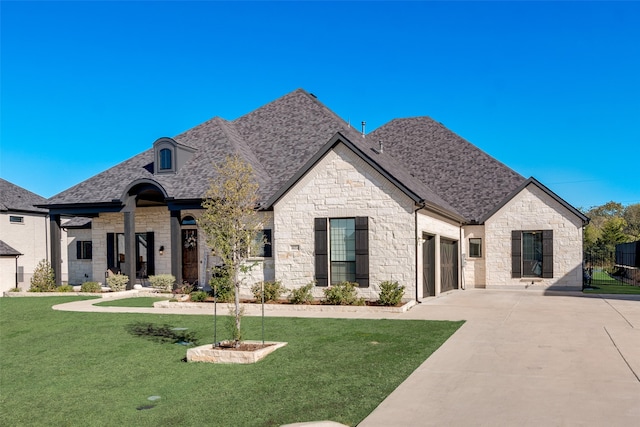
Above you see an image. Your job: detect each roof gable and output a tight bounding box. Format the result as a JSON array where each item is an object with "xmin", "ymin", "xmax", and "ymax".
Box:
[
  {"xmin": 0, "ymin": 178, "xmax": 48, "ymax": 214},
  {"xmin": 479, "ymin": 177, "xmax": 589, "ymax": 225}
]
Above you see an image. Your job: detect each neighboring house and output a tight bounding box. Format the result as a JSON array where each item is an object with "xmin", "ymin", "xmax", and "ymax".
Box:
[
  {"xmin": 42, "ymin": 89, "xmax": 588, "ymax": 299},
  {"xmin": 0, "ymin": 179, "xmax": 66, "ymax": 293}
]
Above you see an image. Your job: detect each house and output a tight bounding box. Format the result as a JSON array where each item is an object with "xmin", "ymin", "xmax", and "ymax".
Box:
[
  {"xmin": 43, "ymin": 89, "xmax": 588, "ymax": 299},
  {"xmin": 0, "ymin": 179, "xmax": 63, "ymax": 293}
]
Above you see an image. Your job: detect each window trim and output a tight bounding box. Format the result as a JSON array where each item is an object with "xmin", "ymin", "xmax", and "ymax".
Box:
[
  {"xmin": 76, "ymin": 240, "xmax": 93, "ymax": 260},
  {"xmin": 468, "ymin": 238, "xmax": 482, "ymax": 258},
  {"xmin": 9, "ymin": 215, "xmax": 24, "ymax": 224}
]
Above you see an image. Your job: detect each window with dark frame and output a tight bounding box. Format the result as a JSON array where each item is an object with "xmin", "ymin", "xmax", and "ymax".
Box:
[
  {"xmin": 159, "ymin": 148, "xmax": 172, "ymax": 170},
  {"xmin": 330, "ymin": 218, "xmax": 356, "ymax": 284},
  {"xmin": 9, "ymin": 215, "xmax": 24, "ymax": 224},
  {"xmin": 522, "ymin": 231, "xmax": 543, "ymax": 277},
  {"xmin": 512, "ymin": 229, "xmax": 553, "ymax": 279},
  {"xmin": 76, "ymin": 241, "xmax": 93, "ymax": 260},
  {"xmin": 469, "ymin": 238, "xmax": 482, "ymax": 258}
]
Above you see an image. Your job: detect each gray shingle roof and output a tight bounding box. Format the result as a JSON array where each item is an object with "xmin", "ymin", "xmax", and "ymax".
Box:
[
  {"xmin": 369, "ymin": 117, "xmax": 526, "ymax": 221},
  {"xmin": 0, "ymin": 240, "xmax": 22, "ymax": 257},
  {"xmin": 0, "ymin": 178, "xmax": 48, "ymax": 214},
  {"xmin": 45, "ymin": 89, "xmax": 529, "ymax": 222}
]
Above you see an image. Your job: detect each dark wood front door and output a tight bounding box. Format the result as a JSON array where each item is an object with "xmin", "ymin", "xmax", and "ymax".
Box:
[
  {"xmin": 440, "ymin": 239, "xmax": 459, "ymax": 293},
  {"xmin": 423, "ymin": 235, "xmax": 435, "ymax": 297},
  {"xmin": 182, "ymin": 229, "xmax": 198, "ymax": 284}
]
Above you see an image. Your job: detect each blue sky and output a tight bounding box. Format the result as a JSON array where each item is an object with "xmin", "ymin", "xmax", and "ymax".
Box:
[{"xmin": 1, "ymin": 1, "xmax": 638, "ymax": 210}]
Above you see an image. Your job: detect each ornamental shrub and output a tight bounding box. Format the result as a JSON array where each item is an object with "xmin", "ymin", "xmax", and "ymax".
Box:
[
  {"xmin": 377, "ymin": 281, "xmax": 405, "ymax": 306},
  {"xmin": 106, "ymin": 274, "xmax": 129, "ymax": 291},
  {"xmin": 190, "ymin": 291, "xmax": 208, "ymax": 302},
  {"xmin": 322, "ymin": 281, "xmax": 364, "ymax": 306},
  {"xmin": 80, "ymin": 281, "xmax": 102, "ymax": 293},
  {"xmin": 288, "ymin": 282, "xmax": 315, "ymax": 304},
  {"xmin": 56, "ymin": 285, "xmax": 74, "ymax": 293},
  {"xmin": 29, "ymin": 260, "xmax": 56, "ymax": 292},
  {"xmin": 251, "ymin": 280, "xmax": 286, "ymax": 302},
  {"xmin": 149, "ymin": 274, "xmax": 176, "ymax": 292}
]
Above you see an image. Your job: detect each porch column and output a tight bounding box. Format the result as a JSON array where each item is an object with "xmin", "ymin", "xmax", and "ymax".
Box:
[
  {"xmin": 50, "ymin": 214, "xmax": 62, "ymax": 286},
  {"xmin": 123, "ymin": 195, "xmax": 137, "ymax": 290},
  {"xmin": 170, "ymin": 210, "xmax": 182, "ymax": 286}
]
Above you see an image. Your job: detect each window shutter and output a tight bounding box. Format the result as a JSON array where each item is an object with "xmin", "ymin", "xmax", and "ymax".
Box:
[
  {"xmin": 355, "ymin": 216, "xmax": 369, "ymax": 288},
  {"xmin": 76, "ymin": 241, "xmax": 82, "ymax": 260},
  {"xmin": 146, "ymin": 232, "xmax": 155, "ymax": 276},
  {"xmin": 542, "ymin": 229, "xmax": 553, "ymax": 278},
  {"xmin": 511, "ymin": 230, "xmax": 521, "ymax": 278},
  {"xmin": 263, "ymin": 229, "xmax": 272, "ymax": 258},
  {"xmin": 314, "ymin": 218, "xmax": 328, "ymax": 287},
  {"xmin": 107, "ymin": 233, "xmax": 115, "ymax": 270}
]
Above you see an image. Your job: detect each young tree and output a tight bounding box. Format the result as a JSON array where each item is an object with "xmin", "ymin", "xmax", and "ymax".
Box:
[{"xmin": 198, "ymin": 154, "xmax": 263, "ymax": 347}]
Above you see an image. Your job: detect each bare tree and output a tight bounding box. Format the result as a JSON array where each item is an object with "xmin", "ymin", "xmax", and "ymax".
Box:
[{"xmin": 198, "ymin": 154, "xmax": 262, "ymax": 346}]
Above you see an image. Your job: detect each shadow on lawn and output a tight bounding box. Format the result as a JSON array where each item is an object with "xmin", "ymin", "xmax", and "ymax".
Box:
[{"xmin": 126, "ymin": 322, "xmax": 199, "ymax": 345}]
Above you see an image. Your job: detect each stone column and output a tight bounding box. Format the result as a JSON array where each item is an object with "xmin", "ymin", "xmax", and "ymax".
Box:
[{"xmin": 50, "ymin": 214, "xmax": 62, "ymax": 286}]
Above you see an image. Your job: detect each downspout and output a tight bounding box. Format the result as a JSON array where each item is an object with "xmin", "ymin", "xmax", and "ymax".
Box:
[
  {"xmin": 414, "ymin": 201, "xmax": 426, "ymax": 302},
  {"xmin": 15, "ymin": 255, "xmax": 21, "ymax": 288}
]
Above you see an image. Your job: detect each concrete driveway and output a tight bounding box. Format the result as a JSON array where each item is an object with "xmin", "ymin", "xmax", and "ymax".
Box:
[{"xmin": 360, "ymin": 289, "xmax": 640, "ymax": 427}]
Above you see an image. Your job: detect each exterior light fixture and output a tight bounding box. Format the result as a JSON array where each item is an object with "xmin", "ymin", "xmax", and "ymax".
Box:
[{"xmin": 159, "ymin": 246, "xmax": 165, "ymax": 255}]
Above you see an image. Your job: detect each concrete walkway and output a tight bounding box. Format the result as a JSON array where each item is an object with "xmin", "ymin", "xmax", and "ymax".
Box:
[{"xmin": 53, "ymin": 289, "xmax": 640, "ymax": 426}]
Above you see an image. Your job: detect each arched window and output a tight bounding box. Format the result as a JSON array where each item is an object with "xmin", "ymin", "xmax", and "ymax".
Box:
[
  {"xmin": 181, "ymin": 215, "xmax": 196, "ymax": 226},
  {"xmin": 159, "ymin": 148, "xmax": 172, "ymax": 170}
]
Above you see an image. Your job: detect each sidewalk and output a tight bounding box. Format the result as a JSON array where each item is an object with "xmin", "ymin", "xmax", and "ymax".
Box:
[{"xmin": 53, "ymin": 289, "xmax": 640, "ymax": 426}]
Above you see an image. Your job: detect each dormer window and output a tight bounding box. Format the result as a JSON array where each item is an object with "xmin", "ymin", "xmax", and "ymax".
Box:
[
  {"xmin": 153, "ymin": 137, "xmax": 194, "ymax": 175},
  {"xmin": 159, "ymin": 148, "xmax": 172, "ymax": 171}
]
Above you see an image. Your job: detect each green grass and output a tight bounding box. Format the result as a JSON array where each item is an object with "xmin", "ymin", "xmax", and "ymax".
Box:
[
  {"xmin": 95, "ymin": 297, "xmax": 170, "ymax": 307},
  {"xmin": 583, "ymin": 271, "xmax": 640, "ymax": 295},
  {"xmin": 0, "ymin": 297, "xmax": 462, "ymax": 427}
]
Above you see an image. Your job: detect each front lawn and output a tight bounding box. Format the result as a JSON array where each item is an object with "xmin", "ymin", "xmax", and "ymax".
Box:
[
  {"xmin": 0, "ymin": 297, "xmax": 462, "ymax": 426},
  {"xmin": 583, "ymin": 271, "xmax": 640, "ymax": 295}
]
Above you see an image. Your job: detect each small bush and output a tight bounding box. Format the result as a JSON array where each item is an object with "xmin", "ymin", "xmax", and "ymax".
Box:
[
  {"xmin": 210, "ymin": 268, "xmax": 234, "ymax": 303},
  {"xmin": 377, "ymin": 281, "xmax": 405, "ymax": 306},
  {"xmin": 288, "ymin": 282, "xmax": 315, "ymax": 304},
  {"xmin": 177, "ymin": 282, "xmax": 195, "ymax": 294},
  {"xmin": 322, "ymin": 281, "xmax": 364, "ymax": 306},
  {"xmin": 251, "ymin": 280, "xmax": 286, "ymax": 302},
  {"xmin": 8, "ymin": 287, "xmax": 22, "ymax": 292},
  {"xmin": 190, "ymin": 291, "xmax": 208, "ymax": 302},
  {"xmin": 29, "ymin": 260, "xmax": 56, "ymax": 292},
  {"xmin": 80, "ymin": 282, "xmax": 102, "ymax": 293},
  {"xmin": 56, "ymin": 285, "xmax": 74, "ymax": 293},
  {"xmin": 106, "ymin": 274, "xmax": 129, "ymax": 291},
  {"xmin": 149, "ymin": 274, "xmax": 176, "ymax": 292}
]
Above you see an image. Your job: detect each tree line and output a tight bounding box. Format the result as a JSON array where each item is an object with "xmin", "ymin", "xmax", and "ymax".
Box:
[{"xmin": 582, "ymin": 201, "xmax": 640, "ymax": 266}]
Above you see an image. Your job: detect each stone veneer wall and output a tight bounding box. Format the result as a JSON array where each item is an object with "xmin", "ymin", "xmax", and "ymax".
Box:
[
  {"xmin": 462, "ymin": 225, "xmax": 486, "ymax": 288},
  {"xmin": 66, "ymin": 228, "xmax": 93, "ymax": 285},
  {"xmin": 273, "ymin": 144, "xmax": 417, "ymax": 300},
  {"xmin": 91, "ymin": 207, "xmax": 172, "ymax": 283},
  {"xmin": 485, "ymin": 184, "xmax": 584, "ymax": 290},
  {"xmin": 416, "ymin": 210, "xmax": 462, "ymax": 299}
]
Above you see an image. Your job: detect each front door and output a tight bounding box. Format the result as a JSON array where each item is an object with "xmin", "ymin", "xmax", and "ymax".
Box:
[
  {"xmin": 440, "ymin": 239, "xmax": 459, "ymax": 293},
  {"xmin": 182, "ymin": 229, "xmax": 198, "ymax": 284}
]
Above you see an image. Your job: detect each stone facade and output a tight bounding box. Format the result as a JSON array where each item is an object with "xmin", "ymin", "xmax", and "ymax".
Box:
[
  {"xmin": 462, "ymin": 225, "xmax": 486, "ymax": 288},
  {"xmin": 484, "ymin": 184, "xmax": 584, "ymax": 290},
  {"xmin": 273, "ymin": 144, "xmax": 418, "ymax": 300}
]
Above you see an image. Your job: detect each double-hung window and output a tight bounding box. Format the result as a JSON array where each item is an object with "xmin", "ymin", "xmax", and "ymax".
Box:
[{"xmin": 330, "ymin": 219, "xmax": 356, "ymax": 283}]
